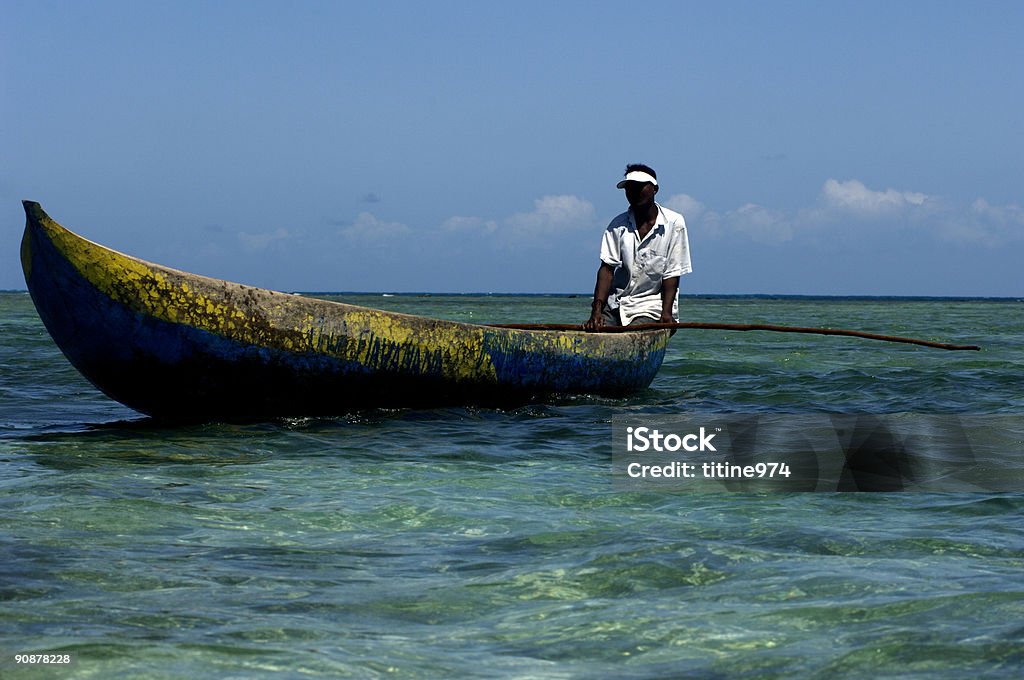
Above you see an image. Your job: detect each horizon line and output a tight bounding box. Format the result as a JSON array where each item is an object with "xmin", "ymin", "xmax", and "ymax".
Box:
[{"xmin": 5, "ymin": 289, "xmax": 1021, "ymax": 301}]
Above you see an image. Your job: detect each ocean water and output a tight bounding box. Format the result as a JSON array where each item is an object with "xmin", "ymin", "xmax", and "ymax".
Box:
[{"xmin": 1, "ymin": 291, "xmax": 1023, "ymax": 678}]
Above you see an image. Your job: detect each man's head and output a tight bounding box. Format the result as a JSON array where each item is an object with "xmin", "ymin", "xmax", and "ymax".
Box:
[{"xmin": 617, "ymin": 163, "xmax": 659, "ymax": 207}]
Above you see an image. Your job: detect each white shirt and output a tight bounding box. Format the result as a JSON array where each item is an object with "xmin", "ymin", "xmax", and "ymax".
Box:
[{"xmin": 599, "ymin": 203, "xmax": 692, "ymax": 325}]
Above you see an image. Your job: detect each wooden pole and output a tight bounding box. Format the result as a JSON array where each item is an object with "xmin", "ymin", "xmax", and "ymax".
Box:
[{"xmin": 487, "ymin": 321, "xmax": 981, "ymax": 351}]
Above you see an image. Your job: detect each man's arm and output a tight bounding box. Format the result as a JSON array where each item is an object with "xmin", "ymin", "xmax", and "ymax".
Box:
[
  {"xmin": 659, "ymin": 276, "xmax": 679, "ymax": 323},
  {"xmin": 584, "ymin": 262, "xmax": 615, "ymax": 330}
]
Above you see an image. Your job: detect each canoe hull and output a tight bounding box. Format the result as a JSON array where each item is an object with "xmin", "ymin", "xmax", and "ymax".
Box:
[{"xmin": 20, "ymin": 202, "xmax": 670, "ymax": 420}]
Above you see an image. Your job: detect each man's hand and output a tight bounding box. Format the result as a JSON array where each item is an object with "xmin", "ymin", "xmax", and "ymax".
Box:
[
  {"xmin": 659, "ymin": 276, "xmax": 680, "ymax": 326},
  {"xmin": 584, "ymin": 299, "xmax": 606, "ymax": 331},
  {"xmin": 585, "ymin": 264, "xmax": 615, "ymax": 331}
]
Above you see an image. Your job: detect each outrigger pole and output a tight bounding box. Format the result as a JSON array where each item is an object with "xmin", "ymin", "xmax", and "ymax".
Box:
[{"xmin": 489, "ymin": 322, "xmax": 981, "ymax": 351}]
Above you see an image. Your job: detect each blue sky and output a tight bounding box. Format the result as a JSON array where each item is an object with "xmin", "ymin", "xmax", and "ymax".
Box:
[{"xmin": 3, "ymin": 1, "xmax": 1022, "ymax": 296}]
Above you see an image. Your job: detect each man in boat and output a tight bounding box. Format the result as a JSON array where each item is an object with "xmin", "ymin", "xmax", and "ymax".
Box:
[{"xmin": 584, "ymin": 164, "xmax": 692, "ymax": 329}]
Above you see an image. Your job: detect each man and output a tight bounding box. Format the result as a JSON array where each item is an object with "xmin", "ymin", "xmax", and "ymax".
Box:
[{"xmin": 584, "ymin": 164, "xmax": 692, "ymax": 330}]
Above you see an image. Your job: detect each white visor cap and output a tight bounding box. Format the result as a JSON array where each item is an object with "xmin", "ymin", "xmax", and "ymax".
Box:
[{"xmin": 616, "ymin": 171, "xmax": 658, "ymax": 188}]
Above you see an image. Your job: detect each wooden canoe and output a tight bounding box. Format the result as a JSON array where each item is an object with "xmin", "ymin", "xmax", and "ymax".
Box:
[{"xmin": 20, "ymin": 201, "xmax": 671, "ymax": 420}]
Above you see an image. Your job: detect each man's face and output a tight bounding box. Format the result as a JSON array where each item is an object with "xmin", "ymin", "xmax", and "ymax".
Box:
[{"xmin": 623, "ymin": 180, "xmax": 657, "ymax": 207}]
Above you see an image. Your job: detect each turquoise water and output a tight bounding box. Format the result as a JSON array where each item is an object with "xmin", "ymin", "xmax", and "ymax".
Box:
[{"xmin": 2, "ymin": 291, "xmax": 1023, "ymax": 678}]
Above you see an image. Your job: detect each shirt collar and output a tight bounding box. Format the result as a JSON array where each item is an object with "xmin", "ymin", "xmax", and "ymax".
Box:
[{"xmin": 628, "ymin": 203, "xmax": 666, "ymax": 238}]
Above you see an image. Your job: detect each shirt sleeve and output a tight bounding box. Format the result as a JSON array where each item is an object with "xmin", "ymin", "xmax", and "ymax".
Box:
[
  {"xmin": 662, "ymin": 215, "xmax": 692, "ymax": 278},
  {"xmin": 599, "ymin": 225, "xmax": 622, "ymax": 267}
]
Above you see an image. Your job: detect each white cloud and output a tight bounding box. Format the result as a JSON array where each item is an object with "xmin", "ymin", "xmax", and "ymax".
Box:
[
  {"xmin": 663, "ymin": 193, "xmax": 705, "ymax": 221},
  {"xmin": 821, "ymin": 178, "xmax": 929, "ymax": 215},
  {"xmin": 815, "ymin": 180, "xmax": 1021, "ymax": 246},
  {"xmin": 504, "ymin": 195, "xmax": 596, "ymax": 237},
  {"xmin": 440, "ymin": 215, "xmax": 498, "ymax": 234},
  {"xmin": 936, "ymin": 198, "xmax": 1024, "ymax": 246},
  {"xmin": 971, "ymin": 198, "xmax": 1024, "ymax": 226},
  {"xmin": 238, "ymin": 228, "xmax": 291, "ymax": 252},
  {"xmin": 726, "ymin": 203, "xmax": 794, "ymax": 242},
  {"xmin": 338, "ymin": 212, "xmax": 411, "ymax": 242},
  {"xmin": 670, "ymin": 178, "xmax": 1022, "ymax": 249},
  {"xmin": 439, "ymin": 195, "xmax": 596, "ymax": 250},
  {"xmin": 665, "ymin": 193, "xmax": 792, "ymax": 242}
]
